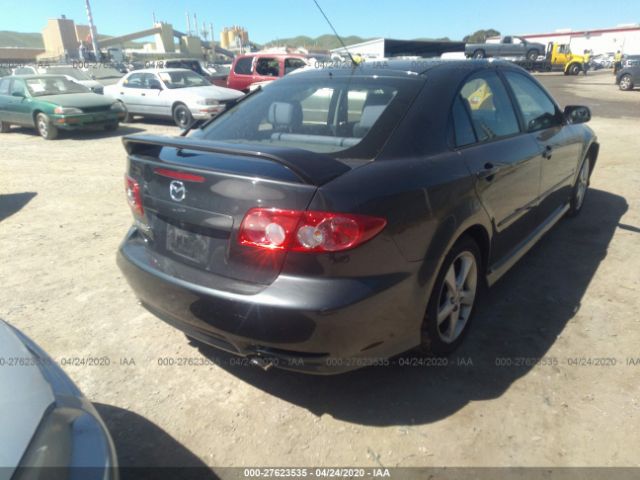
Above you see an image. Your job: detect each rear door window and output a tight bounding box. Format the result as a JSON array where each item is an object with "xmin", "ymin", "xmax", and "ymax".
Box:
[
  {"xmin": 459, "ymin": 72, "xmax": 520, "ymax": 141},
  {"xmin": 233, "ymin": 57, "xmax": 253, "ymax": 75},
  {"xmin": 255, "ymin": 58, "xmax": 280, "ymax": 77}
]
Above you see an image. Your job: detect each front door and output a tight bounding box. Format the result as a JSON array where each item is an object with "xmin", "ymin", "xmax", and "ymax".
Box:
[{"xmin": 502, "ymin": 70, "xmax": 582, "ymax": 221}]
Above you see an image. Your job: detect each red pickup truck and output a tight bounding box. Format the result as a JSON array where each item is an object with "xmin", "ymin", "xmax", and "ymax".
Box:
[{"xmin": 226, "ymin": 53, "xmax": 308, "ymax": 92}]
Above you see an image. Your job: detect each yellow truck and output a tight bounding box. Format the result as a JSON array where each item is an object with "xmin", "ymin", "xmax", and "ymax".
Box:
[{"xmin": 547, "ymin": 42, "xmax": 588, "ymax": 75}]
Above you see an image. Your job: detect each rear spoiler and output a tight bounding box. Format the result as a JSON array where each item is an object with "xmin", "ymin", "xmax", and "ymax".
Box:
[{"xmin": 122, "ymin": 134, "xmax": 350, "ymax": 186}]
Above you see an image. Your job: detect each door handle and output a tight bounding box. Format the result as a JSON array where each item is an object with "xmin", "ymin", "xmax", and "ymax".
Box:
[
  {"xmin": 477, "ymin": 162, "xmax": 500, "ymax": 181},
  {"xmin": 542, "ymin": 145, "xmax": 553, "ymax": 159},
  {"xmin": 141, "ymin": 93, "xmax": 146, "ymax": 96}
]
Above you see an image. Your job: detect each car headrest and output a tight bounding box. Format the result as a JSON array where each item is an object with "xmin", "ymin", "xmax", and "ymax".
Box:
[
  {"xmin": 353, "ymin": 105, "xmax": 386, "ymax": 138},
  {"xmin": 268, "ymin": 102, "xmax": 302, "ymax": 130}
]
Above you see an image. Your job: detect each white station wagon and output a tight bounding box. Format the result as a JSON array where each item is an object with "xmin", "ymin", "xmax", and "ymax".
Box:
[{"xmin": 104, "ymin": 68, "xmax": 243, "ymax": 128}]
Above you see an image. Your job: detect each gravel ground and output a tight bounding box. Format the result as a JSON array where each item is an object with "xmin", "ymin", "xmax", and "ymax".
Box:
[{"xmin": 1, "ymin": 69, "xmax": 639, "ymax": 476}]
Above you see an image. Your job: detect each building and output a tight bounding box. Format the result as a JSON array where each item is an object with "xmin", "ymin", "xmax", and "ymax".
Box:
[
  {"xmin": 41, "ymin": 17, "xmax": 81, "ymax": 60},
  {"xmin": 219, "ymin": 26, "xmax": 249, "ymax": 52},
  {"xmin": 331, "ymin": 38, "xmax": 465, "ymax": 59},
  {"xmin": 517, "ymin": 24, "xmax": 640, "ymax": 55}
]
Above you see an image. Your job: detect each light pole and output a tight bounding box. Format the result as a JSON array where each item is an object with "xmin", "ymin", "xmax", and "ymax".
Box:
[{"xmin": 84, "ymin": 0, "xmax": 100, "ymax": 61}]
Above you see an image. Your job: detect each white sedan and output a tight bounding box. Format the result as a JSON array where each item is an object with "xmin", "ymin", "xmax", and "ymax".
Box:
[{"xmin": 104, "ymin": 68, "xmax": 243, "ymax": 128}]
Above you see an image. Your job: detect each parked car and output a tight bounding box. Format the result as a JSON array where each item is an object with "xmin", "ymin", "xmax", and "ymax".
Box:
[
  {"xmin": 0, "ymin": 319, "xmax": 118, "ymax": 478},
  {"xmin": 227, "ymin": 53, "xmax": 309, "ymax": 91},
  {"xmin": 38, "ymin": 66, "xmax": 105, "ymax": 94},
  {"xmin": 616, "ymin": 65, "xmax": 640, "ymax": 91},
  {"xmin": 465, "ymin": 36, "xmax": 546, "ymax": 61},
  {"xmin": 117, "ymin": 60, "xmax": 598, "ymax": 374},
  {"xmin": 622, "ymin": 54, "xmax": 640, "ymax": 68},
  {"xmin": 0, "ymin": 67, "xmax": 10, "ymax": 77},
  {"xmin": 104, "ymin": 68, "xmax": 243, "ymax": 128},
  {"xmin": 0, "ymin": 75, "xmax": 124, "ymax": 139}
]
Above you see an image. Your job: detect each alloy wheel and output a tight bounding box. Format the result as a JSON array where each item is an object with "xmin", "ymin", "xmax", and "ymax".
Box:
[
  {"xmin": 436, "ymin": 251, "xmax": 478, "ymax": 344},
  {"xmin": 575, "ymin": 160, "xmax": 590, "ymax": 210}
]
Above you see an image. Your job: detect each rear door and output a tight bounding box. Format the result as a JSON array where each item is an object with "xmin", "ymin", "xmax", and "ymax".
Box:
[
  {"xmin": 453, "ymin": 71, "xmax": 542, "ymax": 263},
  {"xmin": 119, "ymin": 73, "xmax": 148, "ymax": 114},
  {"xmin": 502, "ymin": 70, "xmax": 582, "ymax": 221},
  {"xmin": 228, "ymin": 56, "xmax": 253, "ymax": 91}
]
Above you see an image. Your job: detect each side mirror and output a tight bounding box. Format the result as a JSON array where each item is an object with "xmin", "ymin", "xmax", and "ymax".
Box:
[
  {"xmin": 12, "ymin": 91, "xmax": 25, "ymax": 98},
  {"xmin": 148, "ymin": 80, "xmax": 162, "ymax": 90},
  {"xmin": 564, "ymin": 105, "xmax": 591, "ymax": 124}
]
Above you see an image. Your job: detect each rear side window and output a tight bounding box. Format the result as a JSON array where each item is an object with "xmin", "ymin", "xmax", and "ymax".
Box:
[
  {"xmin": 459, "ymin": 72, "xmax": 520, "ymax": 141},
  {"xmin": 0, "ymin": 78, "xmax": 10, "ymax": 95},
  {"xmin": 234, "ymin": 57, "xmax": 253, "ymax": 75},
  {"xmin": 451, "ymin": 96, "xmax": 477, "ymax": 147},
  {"xmin": 503, "ymin": 71, "xmax": 560, "ymax": 132}
]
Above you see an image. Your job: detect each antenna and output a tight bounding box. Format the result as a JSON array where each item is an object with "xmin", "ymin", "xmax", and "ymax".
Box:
[{"xmin": 312, "ymin": 0, "xmax": 356, "ymax": 65}]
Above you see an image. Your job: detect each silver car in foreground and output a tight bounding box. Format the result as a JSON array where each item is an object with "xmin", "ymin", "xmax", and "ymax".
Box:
[
  {"xmin": 0, "ymin": 319, "xmax": 117, "ymax": 480},
  {"xmin": 104, "ymin": 68, "xmax": 243, "ymax": 128}
]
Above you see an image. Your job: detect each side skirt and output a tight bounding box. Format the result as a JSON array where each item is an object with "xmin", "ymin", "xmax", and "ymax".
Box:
[{"xmin": 486, "ymin": 203, "xmax": 570, "ymax": 287}]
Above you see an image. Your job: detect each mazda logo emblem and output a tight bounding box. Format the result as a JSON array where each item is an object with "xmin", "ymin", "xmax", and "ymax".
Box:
[{"xmin": 169, "ymin": 180, "xmax": 186, "ymax": 202}]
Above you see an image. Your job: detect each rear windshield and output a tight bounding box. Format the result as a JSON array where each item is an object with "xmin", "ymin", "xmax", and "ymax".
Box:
[
  {"xmin": 199, "ymin": 75, "xmax": 423, "ymax": 159},
  {"xmin": 158, "ymin": 70, "xmax": 210, "ymax": 89}
]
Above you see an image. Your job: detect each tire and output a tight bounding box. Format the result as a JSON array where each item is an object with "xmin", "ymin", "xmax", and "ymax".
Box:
[
  {"xmin": 0, "ymin": 121, "xmax": 10, "ymax": 133},
  {"xmin": 619, "ymin": 74, "xmax": 634, "ymax": 91},
  {"xmin": 526, "ymin": 49, "xmax": 539, "ymax": 61},
  {"xmin": 36, "ymin": 113, "xmax": 58, "ymax": 140},
  {"xmin": 473, "ymin": 50, "xmax": 486, "ymax": 59},
  {"xmin": 119, "ymin": 102, "xmax": 132, "ymax": 123},
  {"xmin": 419, "ymin": 236, "xmax": 482, "ymax": 356},
  {"xmin": 104, "ymin": 122, "xmax": 119, "ymax": 132},
  {"xmin": 567, "ymin": 157, "xmax": 590, "ymax": 217},
  {"xmin": 568, "ymin": 63, "xmax": 581, "ymax": 75},
  {"xmin": 172, "ymin": 103, "xmax": 193, "ymax": 129}
]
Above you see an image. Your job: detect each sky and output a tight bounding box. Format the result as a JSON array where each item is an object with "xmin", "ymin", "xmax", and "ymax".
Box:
[{"xmin": 1, "ymin": 0, "xmax": 639, "ymax": 44}]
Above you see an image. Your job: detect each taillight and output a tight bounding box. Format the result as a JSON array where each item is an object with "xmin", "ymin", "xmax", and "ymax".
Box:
[
  {"xmin": 238, "ymin": 208, "xmax": 386, "ymax": 253},
  {"xmin": 125, "ymin": 175, "xmax": 143, "ymax": 217}
]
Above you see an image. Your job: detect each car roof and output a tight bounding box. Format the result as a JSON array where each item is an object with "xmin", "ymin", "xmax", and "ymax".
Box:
[
  {"xmin": 289, "ymin": 59, "xmax": 521, "ymax": 79},
  {"xmin": 235, "ymin": 52, "xmax": 306, "ymax": 58},
  {"xmin": 126, "ymin": 68, "xmax": 195, "ymax": 74}
]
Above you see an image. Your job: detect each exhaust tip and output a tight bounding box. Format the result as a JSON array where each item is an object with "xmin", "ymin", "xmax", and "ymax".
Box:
[{"xmin": 249, "ymin": 356, "xmax": 274, "ymax": 371}]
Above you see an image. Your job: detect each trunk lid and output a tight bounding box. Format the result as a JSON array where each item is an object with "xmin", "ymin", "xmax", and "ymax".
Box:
[{"xmin": 123, "ymin": 134, "xmax": 350, "ymax": 285}]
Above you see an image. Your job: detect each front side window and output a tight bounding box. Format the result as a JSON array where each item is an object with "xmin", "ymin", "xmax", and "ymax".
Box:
[
  {"xmin": 255, "ymin": 58, "xmax": 280, "ymax": 77},
  {"xmin": 503, "ymin": 71, "xmax": 560, "ymax": 132},
  {"xmin": 234, "ymin": 57, "xmax": 253, "ymax": 75},
  {"xmin": 284, "ymin": 58, "xmax": 307, "ymax": 75},
  {"xmin": 459, "ymin": 72, "xmax": 520, "ymax": 142},
  {"xmin": 10, "ymin": 79, "xmax": 26, "ymax": 96}
]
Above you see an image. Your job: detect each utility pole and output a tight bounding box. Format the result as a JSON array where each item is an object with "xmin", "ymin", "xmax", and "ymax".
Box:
[
  {"xmin": 84, "ymin": 0, "xmax": 100, "ymax": 61},
  {"xmin": 186, "ymin": 11, "xmax": 191, "ymax": 35}
]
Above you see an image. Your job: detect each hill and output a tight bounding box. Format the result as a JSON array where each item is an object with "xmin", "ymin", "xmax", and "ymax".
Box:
[
  {"xmin": 263, "ymin": 34, "xmax": 373, "ymax": 50},
  {"xmin": 0, "ymin": 30, "xmax": 144, "ymax": 49}
]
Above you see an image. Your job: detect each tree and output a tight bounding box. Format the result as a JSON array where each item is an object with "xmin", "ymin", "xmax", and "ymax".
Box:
[{"xmin": 463, "ymin": 29, "xmax": 501, "ymax": 43}]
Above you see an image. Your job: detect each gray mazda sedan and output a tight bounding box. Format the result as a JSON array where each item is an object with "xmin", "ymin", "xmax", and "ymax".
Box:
[{"xmin": 117, "ymin": 60, "xmax": 598, "ymax": 374}]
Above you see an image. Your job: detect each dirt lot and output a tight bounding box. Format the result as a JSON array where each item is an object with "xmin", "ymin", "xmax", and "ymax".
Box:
[{"xmin": 1, "ymin": 69, "xmax": 639, "ymax": 475}]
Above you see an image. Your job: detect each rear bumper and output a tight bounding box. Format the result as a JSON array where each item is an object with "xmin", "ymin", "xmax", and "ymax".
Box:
[{"xmin": 117, "ymin": 228, "xmax": 423, "ymax": 374}]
